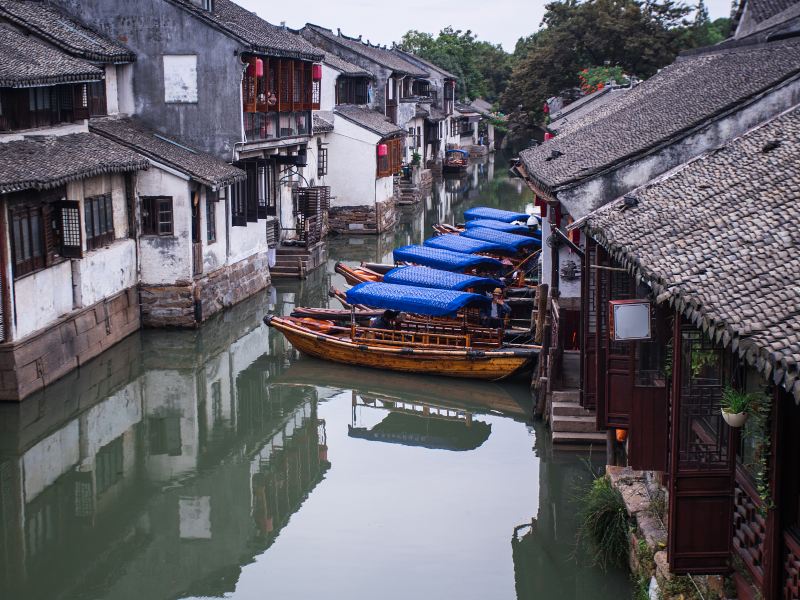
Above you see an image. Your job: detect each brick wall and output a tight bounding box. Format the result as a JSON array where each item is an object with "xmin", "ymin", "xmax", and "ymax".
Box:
[
  {"xmin": 0, "ymin": 287, "xmax": 140, "ymax": 401},
  {"xmin": 328, "ymin": 198, "xmax": 398, "ymax": 235},
  {"xmin": 141, "ymin": 250, "xmax": 271, "ymax": 328}
]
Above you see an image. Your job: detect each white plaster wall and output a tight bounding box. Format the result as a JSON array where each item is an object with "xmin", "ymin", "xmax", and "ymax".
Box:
[
  {"xmin": 105, "ymin": 64, "xmax": 120, "ymax": 115},
  {"xmin": 202, "ymin": 186, "xmax": 228, "ymax": 272},
  {"xmin": 320, "ymin": 64, "xmax": 339, "ymax": 111},
  {"xmin": 76, "ymin": 239, "xmax": 137, "ymax": 307},
  {"xmin": 375, "ymin": 174, "xmax": 394, "ymax": 204},
  {"xmin": 229, "ymin": 324, "xmax": 270, "ymax": 377},
  {"xmin": 13, "ymin": 260, "xmax": 74, "ymax": 339},
  {"xmin": 69, "ymin": 174, "xmax": 129, "ymax": 240},
  {"xmin": 326, "ymin": 116, "xmax": 380, "ymax": 208},
  {"xmin": 137, "ymin": 167, "xmax": 193, "ymax": 284},
  {"xmin": 228, "ymin": 217, "xmax": 267, "ymax": 264},
  {"xmin": 117, "ymin": 63, "xmax": 135, "ymax": 115},
  {"xmin": 23, "ymin": 419, "xmax": 79, "ymax": 502}
]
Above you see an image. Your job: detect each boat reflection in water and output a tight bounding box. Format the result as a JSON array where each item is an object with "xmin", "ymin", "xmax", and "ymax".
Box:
[{"xmin": 348, "ymin": 393, "xmax": 492, "ymax": 451}]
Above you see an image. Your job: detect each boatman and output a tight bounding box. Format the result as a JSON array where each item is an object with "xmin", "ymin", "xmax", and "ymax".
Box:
[
  {"xmin": 370, "ymin": 310, "xmax": 399, "ymax": 330},
  {"xmin": 481, "ymin": 288, "xmax": 511, "ymax": 329}
]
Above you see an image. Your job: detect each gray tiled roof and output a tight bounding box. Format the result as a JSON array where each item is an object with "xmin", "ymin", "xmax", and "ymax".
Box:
[
  {"xmin": 520, "ymin": 38, "xmax": 800, "ymax": 192},
  {"xmin": 312, "ymin": 111, "xmax": 334, "ymax": 133},
  {"xmin": 583, "ymin": 106, "xmax": 800, "ymax": 399},
  {"xmin": 393, "ymin": 48, "xmax": 457, "ymax": 80},
  {"xmin": 168, "ymin": 0, "xmax": 322, "ymax": 61},
  {"xmin": 321, "ymin": 51, "xmax": 372, "ymax": 77},
  {"xmin": 0, "ymin": 24, "xmax": 103, "ymax": 87},
  {"xmin": 89, "ymin": 117, "xmax": 245, "ymax": 189},
  {"xmin": 747, "ymin": 0, "xmax": 798, "ymax": 23},
  {"xmin": 549, "ymin": 88, "xmax": 629, "ymax": 135},
  {"xmin": 426, "ymin": 106, "xmax": 447, "ymax": 122},
  {"xmin": 0, "ymin": 132, "xmax": 148, "ymax": 193},
  {"xmin": 334, "ymin": 104, "xmax": 404, "ymax": 138},
  {"xmin": 304, "ymin": 24, "xmax": 429, "ymax": 77},
  {"xmin": 0, "ymin": 0, "xmax": 134, "ymax": 63}
]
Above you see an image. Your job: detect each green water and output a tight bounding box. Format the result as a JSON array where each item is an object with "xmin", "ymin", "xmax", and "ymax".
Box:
[{"xmin": 0, "ymin": 156, "xmax": 631, "ymax": 600}]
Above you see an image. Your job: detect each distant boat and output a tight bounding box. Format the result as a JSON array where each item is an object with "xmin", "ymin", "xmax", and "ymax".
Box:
[{"xmin": 443, "ymin": 148, "xmax": 469, "ymax": 172}]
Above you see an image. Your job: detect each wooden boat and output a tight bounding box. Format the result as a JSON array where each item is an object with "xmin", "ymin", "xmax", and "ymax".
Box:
[
  {"xmin": 264, "ymin": 283, "xmax": 539, "ymax": 381},
  {"xmin": 264, "ymin": 315, "xmax": 537, "ymax": 380},
  {"xmin": 443, "ymin": 148, "xmax": 469, "ymax": 172}
]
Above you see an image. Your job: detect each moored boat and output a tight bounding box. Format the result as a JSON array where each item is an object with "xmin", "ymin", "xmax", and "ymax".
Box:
[
  {"xmin": 263, "ymin": 282, "xmax": 539, "ymax": 381},
  {"xmin": 443, "ymin": 148, "xmax": 469, "ymax": 172}
]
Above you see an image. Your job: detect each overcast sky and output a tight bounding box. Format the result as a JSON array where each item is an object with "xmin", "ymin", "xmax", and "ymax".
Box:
[{"xmin": 238, "ymin": 0, "xmax": 734, "ymax": 52}]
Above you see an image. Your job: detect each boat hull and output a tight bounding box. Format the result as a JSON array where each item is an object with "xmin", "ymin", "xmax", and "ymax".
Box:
[{"xmin": 265, "ymin": 316, "xmax": 537, "ymax": 381}]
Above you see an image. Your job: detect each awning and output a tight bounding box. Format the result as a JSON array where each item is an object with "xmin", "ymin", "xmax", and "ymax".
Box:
[
  {"xmin": 383, "ymin": 266, "xmax": 503, "ymax": 292},
  {"xmin": 345, "ymin": 282, "xmax": 491, "ymax": 317},
  {"xmin": 463, "ymin": 206, "xmax": 530, "ymax": 223},
  {"xmin": 393, "ymin": 245, "xmax": 504, "ymax": 273}
]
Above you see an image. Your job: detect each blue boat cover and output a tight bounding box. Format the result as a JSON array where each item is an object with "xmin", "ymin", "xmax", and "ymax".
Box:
[
  {"xmin": 463, "ymin": 206, "xmax": 529, "ymax": 223},
  {"xmin": 383, "ymin": 266, "xmax": 503, "ymax": 292},
  {"xmin": 346, "ymin": 282, "xmax": 490, "ymax": 317},
  {"xmin": 393, "ymin": 245, "xmax": 504, "ymax": 272},
  {"xmin": 464, "ymin": 219, "xmax": 531, "ymax": 234},
  {"xmin": 463, "ymin": 227, "xmax": 541, "ymax": 251},
  {"xmin": 447, "ymin": 149, "xmax": 469, "ymax": 156},
  {"xmin": 424, "ymin": 234, "xmax": 513, "ymax": 254}
]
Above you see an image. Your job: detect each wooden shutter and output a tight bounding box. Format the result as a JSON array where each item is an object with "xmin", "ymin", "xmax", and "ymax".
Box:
[
  {"xmin": 256, "ymin": 162, "xmax": 268, "ymax": 219},
  {"xmin": 245, "ymin": 162, "xmax": 258, "ymax": 222},
  {"xmin": 58, "ymin": 200, "xmax": 82, "ymax": 258},
  {"xmin": 231, "ymin": 180, "xmax": 247, "ymax": 227},
  {"xmin": 279, "ymin": 60, "xmax": 291, "ymax": 112},
  {"xmin": 668, "ymin": 321, "xmax": 735, "ymax": 574},
  {"xmin": 581, "ymin": 237, "xmax": 598, "ymax": 410}
]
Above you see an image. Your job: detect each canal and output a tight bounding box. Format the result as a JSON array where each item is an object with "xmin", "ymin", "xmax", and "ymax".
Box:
[{"xmin": 0, "ymin": 156, "xmax": 632, "ymax": 600}]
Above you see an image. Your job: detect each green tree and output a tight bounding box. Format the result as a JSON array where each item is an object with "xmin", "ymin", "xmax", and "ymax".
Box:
[{"xmin": 500, "ymin": 0, "xmax": 695, "ymax": 146}]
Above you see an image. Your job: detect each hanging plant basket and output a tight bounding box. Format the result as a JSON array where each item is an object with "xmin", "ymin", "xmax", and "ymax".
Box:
[{"xmin": 721, "ymin": 408, "xmax": 748, "ymax": 428}]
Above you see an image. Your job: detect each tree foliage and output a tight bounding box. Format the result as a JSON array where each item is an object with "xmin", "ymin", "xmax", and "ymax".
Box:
[
  {"xmin": 500, "ymin": 0, "xmax": 729, "ymax": 146},
  {"xmin": 397, "ymin": 27, "xmax": 512, "ymax": 103}
]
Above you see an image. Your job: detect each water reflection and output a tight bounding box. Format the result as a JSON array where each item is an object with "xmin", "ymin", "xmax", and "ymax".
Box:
[{"xmin": 0, "ymin": 155, "xmax": 630, "ymax": 600}]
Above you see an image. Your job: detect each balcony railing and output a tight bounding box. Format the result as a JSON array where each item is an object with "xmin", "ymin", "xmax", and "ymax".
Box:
[{"xmin": 244, "ymin": 111, "xmax": 311, "ymax": 142}]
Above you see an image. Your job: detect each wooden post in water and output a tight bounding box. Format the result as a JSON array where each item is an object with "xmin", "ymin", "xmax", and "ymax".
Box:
[{"xmin": 534, "ymin": 284, "xmax": 548, "ymax": 344}]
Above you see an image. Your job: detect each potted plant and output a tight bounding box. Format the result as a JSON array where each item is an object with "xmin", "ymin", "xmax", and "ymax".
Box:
[
  {"xmin": 720, "ymin": 386, "xmax": 755, "ymax": 427},
  {"xmin": 411, "ymin": 150, "xmax": 421, "ymax": 166}
]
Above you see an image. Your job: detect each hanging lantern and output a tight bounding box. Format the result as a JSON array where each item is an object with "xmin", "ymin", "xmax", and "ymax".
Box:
[
  {"xmin": 377, "ymin": 143, "xmax": 388, "ymax": 157},
  {"xmin": 544, "ymin": 132, "xmax": 554, "ymax": 141},
  {"xmin": 615, "ymin": 429, "xmax": 628, "ymax": 443},
  {"xmin": 255, "ymin": 58, "xmax": 264, "ymax": 77},
  {"xmin": 312, "ymin": 64, "xmax": 323, "ymax": 81},
  {"xmin": 543, "ymin": 102, "xmax": 550, "ymax": 114}
]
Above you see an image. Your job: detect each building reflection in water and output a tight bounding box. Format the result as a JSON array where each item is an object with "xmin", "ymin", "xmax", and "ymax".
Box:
[{"xmin": 0, "ymin": 288, "xmax": 331, "ymax": 600}]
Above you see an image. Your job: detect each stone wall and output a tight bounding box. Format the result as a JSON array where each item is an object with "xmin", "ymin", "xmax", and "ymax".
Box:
[
  {"xmin": 328, "ymin": 198, "xmax": 398, "ymax": 235},
  {"xmin": 0, "ymin": 287, "xmax": 140, "ymax": 401},
  {"xmin": 141, "ymin": 250, "xmax": 271, "ymax": 328}
]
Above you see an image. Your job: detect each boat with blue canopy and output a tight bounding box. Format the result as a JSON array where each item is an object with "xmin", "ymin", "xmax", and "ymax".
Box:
[
  {"xmin": 463, "ymin": 227, "xmax": 541, "ymax": 251},
  {"xmin": 393, "ymin": 245, "xmax": 504, "ymax": 273},
  {"xmin": 345, "ymin": 282, "xmax": 490, "ymax": 317},
  {"xmin": 463, "ymin": 206, "xmax": 530, "ymax": 223},
  {"xmin": 423, "ymin": 234, "xmax": 516, "ymax": 255},
  {"xmin": 443, "ymin": 148, "xmax": 469, "ymax": 173},
  {"xmin": 464, "ymin": 219, "xmax": 532, "ymax": 234},
  {"xmin": 382, "ymin": 266, "xmax": 503, "ymax": 292}
]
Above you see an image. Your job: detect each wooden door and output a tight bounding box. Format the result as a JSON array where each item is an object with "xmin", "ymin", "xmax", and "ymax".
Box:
[{"xmin": 668, "ymin": 322, "xmax": 735, "ymax": 574}]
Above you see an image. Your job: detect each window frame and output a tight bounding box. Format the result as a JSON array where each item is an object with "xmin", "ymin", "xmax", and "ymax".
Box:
[
  {"xmin": 206, "ymin": 194, "xmax": 217, "ymax": 244},
  {"xmin": 141, "ymin": 196, "xmax": 174, "ymax": 236},
  {"xmin": 84, "ymin": 193, "xmax": 115, "ymax": 251},
  {"xmin": 317, "ymin": 146, "xmax": 328, "ymax": 177}
]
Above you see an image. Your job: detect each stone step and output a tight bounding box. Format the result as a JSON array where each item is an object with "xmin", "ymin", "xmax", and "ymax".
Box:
[
  {"xmin": 551, "ymin": 389, "xmax": 580, "ymax": 404},
  {"xmin": 276, "ymin": 247, "xmax": 311, "ymax": 256},
  {"xmin": 552, "ymin": 430, "xmax": 608, "ymax": 445},
  {"xmin": 552, "ymin": 401, "xmax": 595, "ymax": 417},
  {"xmin": 270, "ymin": 269, "xmax": 302, "ymax": 278},
  {"xmin": 551, "ymin": 415, "xmax": 598, "ymax": 433}
]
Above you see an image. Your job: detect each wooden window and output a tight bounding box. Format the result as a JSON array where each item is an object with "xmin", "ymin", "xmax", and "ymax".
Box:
[
  {"xmin": 230, "ymin": 180, "xmax": 247, "ymax": 227},
  {"xmin": 317, "ymin": 146, "xmax": 328, "ymax": 177},
  {"xmin": 87, "ymin": 81, "xmax": 107, "ymax": 116},
  {"xmin": 58, "ymin": 200, "xmax": 82, "ymax": 258},
  {"xmin": 10, "ymin": 205, "xmax": 46, "ymax": 278},
  {"xmin": 141, "ymin": 196, "xmax": 174, "ymax": 236},
  {"xmin": 450, "ymin": 118, "xmax": 458, "ymax": 137},
  {"xmin": 206, "ymin": 195, "xmax": 216, "ymax": 244},
  {"xmin": 377, "ymin": 138, "xmax": 403, "ymax": 178},
  {"xmin": 84, "ymin": 194, "xmax": 115, "ymax": 251}
]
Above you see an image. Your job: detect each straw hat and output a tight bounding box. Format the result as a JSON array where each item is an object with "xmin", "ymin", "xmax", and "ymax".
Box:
[{"xmin": 492, "ymin": 288, "xmax": 503, "ymax": 295}]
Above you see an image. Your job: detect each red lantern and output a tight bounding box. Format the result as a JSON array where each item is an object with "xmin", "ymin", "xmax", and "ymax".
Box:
[
  {"xmin": 255, "ymin": 58, "xmax": 264, "ymax": 77},
  {"xmin": 377, "ymin": 143, "xmax": 388, "ymax": 157},
  {"xmin": 544, "ymin": 132, "xmax": 553, "ymax": 141},
  {"xmin": 543, "ymin": 102, "xmax": 550, "ymax": 114},
  {"xmin": 312, "ymin": 64, "xmax": 323, "ymax": 81}
]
